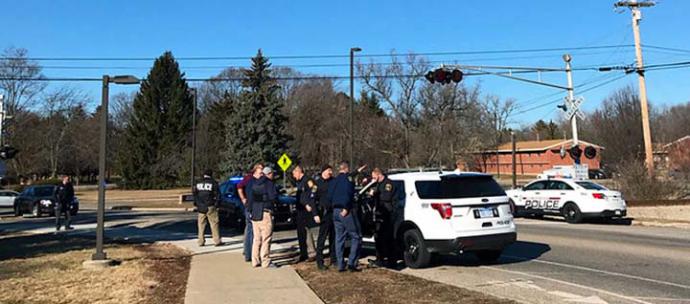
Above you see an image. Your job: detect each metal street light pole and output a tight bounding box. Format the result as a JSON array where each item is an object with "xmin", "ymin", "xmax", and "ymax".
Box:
[
  {"xmin": 91, "ymin": 75, "xmax": 140, "ymax": 263},
  {"xmin": 349, "ymin": 47, "xmax": 361, "ymax": 167},
  {"xmin": 190, "ymin": 88, "xmax": 197, "ymax": 192}
]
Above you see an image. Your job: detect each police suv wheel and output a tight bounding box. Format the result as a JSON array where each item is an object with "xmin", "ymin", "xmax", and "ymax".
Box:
[
  {"xmin": 476, "ymin": 250, "xmax": 503, "ymax": 263},
  {"xmin": 403, "ymin": 229, "xmax": 431, "ymax": 269},
  {"xmin": 562, "ymin": 203, "xmax": 582, "ymax": 224}
]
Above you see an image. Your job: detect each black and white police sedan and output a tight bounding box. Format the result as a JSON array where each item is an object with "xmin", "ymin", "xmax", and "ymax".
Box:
[{"xmin": 505, "ymin": 178, "xmax": 626, "ymax": 223}]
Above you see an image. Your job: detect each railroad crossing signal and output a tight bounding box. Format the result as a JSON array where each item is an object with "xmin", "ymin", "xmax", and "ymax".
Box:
[
  {"xmin": 424, "ymin": 68, "xmax": 464, "ymax": 85},
  {"xmin": 277, "ymin": 153, "xmax": 292, "ymax": 172},
  {"xmin": 562, "ymin": 96, "xmax": 585, "ymax": 120}
]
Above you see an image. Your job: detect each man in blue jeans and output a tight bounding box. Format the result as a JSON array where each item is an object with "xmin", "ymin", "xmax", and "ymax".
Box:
[
  {"xmin": 327, "ymin": 161, "xmax": 362, "ymax": 272},
  {"xmin": 237, "ymin": 163, "xmax": 264, "ymax": 262}
]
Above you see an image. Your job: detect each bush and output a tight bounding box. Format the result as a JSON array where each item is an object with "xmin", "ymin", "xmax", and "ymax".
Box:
[{"xmin": 614, "ymin": 159, "xmax": 681, "ymax": 200}]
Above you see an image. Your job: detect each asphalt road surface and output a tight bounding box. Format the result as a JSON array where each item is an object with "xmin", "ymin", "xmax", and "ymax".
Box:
[
  {"xmin": 1, "ymin": 209, "xmax": 688, "ymax": 303},
  {"xmin": 404, "ymin": 218, "xmax": 690, "ymax": 304}
]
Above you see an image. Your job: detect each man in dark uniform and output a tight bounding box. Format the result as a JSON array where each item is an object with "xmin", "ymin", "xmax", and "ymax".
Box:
[
  {"xmin": 369, "ymin": 167, "xmax": 404, "ymax": 268},
  {"xmin": 327, "ymin": 161, "xmax": 361, "ymax": 272},
  {"xmin": 292, "ymin": 165, "xmax": 320, "ymax": 262},
  {"xmin": 194, "ymin": 169, "xmax": 223, "ymax": 247},
  {"xmin": 314, "ymin": 165, "xmax": 334, "ymax": 270},
  {"xmin": 55, "ymin": 175, "xmax": 74, "ymax": 231}
]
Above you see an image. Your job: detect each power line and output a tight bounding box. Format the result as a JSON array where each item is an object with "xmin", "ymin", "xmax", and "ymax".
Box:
[
  {"xmin": 3, "ymin": 45, "xmax": 635, "ymax": 62},
  {"xmin": 510, "ymin": 73, "xmax": 630, "ymax": 116}
]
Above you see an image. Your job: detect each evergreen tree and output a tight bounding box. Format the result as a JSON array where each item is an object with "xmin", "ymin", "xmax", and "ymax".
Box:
[
  {"xmin": 221, "ymin": 50, "xmax": 290, "ymax": 174},
  {"xmin": 120, "ymin": 51, "xmax": 193, "ymax": 189}
]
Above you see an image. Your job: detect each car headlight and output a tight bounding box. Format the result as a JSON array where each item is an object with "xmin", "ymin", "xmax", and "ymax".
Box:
[{"xmin": 40, "ymin": 200, "xmax": 53, "ymax": 206}]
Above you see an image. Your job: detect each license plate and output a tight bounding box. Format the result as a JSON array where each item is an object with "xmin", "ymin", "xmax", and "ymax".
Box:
[{"xmin": 478, "ymin": 207, "xmax": 496, "ymax": 218}]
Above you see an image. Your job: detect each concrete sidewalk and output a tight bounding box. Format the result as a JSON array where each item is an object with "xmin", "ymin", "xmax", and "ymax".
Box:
[{"xmin": 184, "ymin": 251, "xmax": 323, "ymax": 304}]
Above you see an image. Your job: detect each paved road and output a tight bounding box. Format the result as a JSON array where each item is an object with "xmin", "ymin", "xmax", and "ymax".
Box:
[
  {"xmin": 404, "ymin": 218, "xmax": 690, "ymax": 304},
  {"xmin": 2, "ymin": 209, "xmax": 688, "ymax": 303}
]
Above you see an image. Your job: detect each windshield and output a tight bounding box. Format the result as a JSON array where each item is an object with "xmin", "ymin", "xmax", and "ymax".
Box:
[
  {"xmin": 34, "ymin": 187, "xmax": 55, "ymax": 197},
  {"xmin": 575, "ymin": 181, "xmax": 608, "ymax": 191},
  {"xmin": 415, "ymin": 176, "xmax": 505, "ymax": 199}
]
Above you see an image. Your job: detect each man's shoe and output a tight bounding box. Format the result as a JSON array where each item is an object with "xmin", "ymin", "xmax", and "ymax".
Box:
[
  {"xmin": 65, "ymin": 226, "xmax": 74, "ymax": 230},
  {"xmin": 198, "ymin": 243, "xmax": 205, "ymax": 247},
  {"xmin": 347, "ymin": 266, "xmax": 361, "ymax": 273},
  {"xmin": 267, "ymin": 263, "xmax": 279, "ymax": 269},
  {"xmin": 338, "ymin": 268, "xmax": 347, "ymax": 273},
  {"xmin": 214, "ymin": 242, "xmax": 225, "ymax": 247},
  {"xmin": 367, "ymin": 259, "xmax": 383, "ymax": 268},
  {"xmin": 317, "ymin": 263, "xmax": 328, "ymax": 271}
]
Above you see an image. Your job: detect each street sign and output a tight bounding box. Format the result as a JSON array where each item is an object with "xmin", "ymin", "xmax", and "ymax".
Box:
[
  {"xmin": 277, "ymin": 153, "xmax": 292, "ymax": 172},
  {"xmin": 564, "ymin": 96, "xmax": 584, "ymax": 120}
]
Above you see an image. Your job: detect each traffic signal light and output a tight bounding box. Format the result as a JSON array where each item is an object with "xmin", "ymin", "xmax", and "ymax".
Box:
[
  {"xmin": 424, "ymin": 68, "xmax": 464, "ymax": 85},
  {"xmin": 0, "ymin": 146, "xmax": 18, "ymax": 160}
]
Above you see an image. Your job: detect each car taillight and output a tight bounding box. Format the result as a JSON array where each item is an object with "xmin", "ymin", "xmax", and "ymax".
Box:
[
  {"xmin": 592, "ymin": 193, "xmax": 606, "ymax": 199},
  {"xmin": 431, "ymin": 203, "xmax": 453, "ymax": 219}
]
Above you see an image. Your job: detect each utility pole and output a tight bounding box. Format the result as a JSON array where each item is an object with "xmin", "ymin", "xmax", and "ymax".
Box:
[
  {"xmin": 190, "ymin": 88, "xmax": 197, "ymax": 193},
  {"xmin": 495, "ymin": 112, "xmax": 500, "ymax": 177},
  {"xmin": 349, "ymin": 47, "xmax": 361, "ymax": 167},
  {"xmin": 510, "ymin": 131, "xmax": 517, "ymax": 189},
  {"xmin": 615, "ymin": 0, "xmax": 655, "ymax": 176},
  {"xmin": 563, "ymin": 54, "xmax": 581, "ymax": 165},
  {"xmin": 564, "ymin": 54, "xmax": 578, "ymax": 146},
  {"xmin": 0, "ymin": 95, "xmax": 4, "ymax": 147}
]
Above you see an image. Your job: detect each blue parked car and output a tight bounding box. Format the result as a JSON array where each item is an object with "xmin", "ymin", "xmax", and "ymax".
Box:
[{"xmin": 217, "ymin": 176, "xmax": 297, "ymax": 228}]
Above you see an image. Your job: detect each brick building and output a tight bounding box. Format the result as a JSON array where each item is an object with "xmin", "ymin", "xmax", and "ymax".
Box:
[
  {"xmin": 654, "ymin": 135, "xmax": 690, "ymax": 176},
  {"xmin": 474, "ymin": 139, "xmax": 603, "ymax": 175}
]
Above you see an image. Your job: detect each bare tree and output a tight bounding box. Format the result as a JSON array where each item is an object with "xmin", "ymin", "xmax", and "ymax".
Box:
[
  {"xmin": 38, "ymin": 88, "xmax": 88, "ymax": 178},
  {"xmin": 359, "ymin": 52, "xmax": 430, "ymax": 167},
  {"xmin": 0, "ymin": 47, "xmax": 47, "ymax": 115}
]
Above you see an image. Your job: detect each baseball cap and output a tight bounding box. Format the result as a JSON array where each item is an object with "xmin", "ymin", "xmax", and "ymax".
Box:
[{"xmin": 262, "ymin": 167, "xmax": 274, "ymax": 175}]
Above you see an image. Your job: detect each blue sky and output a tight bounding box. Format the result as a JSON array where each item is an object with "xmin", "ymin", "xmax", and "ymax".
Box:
[{"xmin": 2, "ymin": 0, "xmax": 689, "ymax": 127}]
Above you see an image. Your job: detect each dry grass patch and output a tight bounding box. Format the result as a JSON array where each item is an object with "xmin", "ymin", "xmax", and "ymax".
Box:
[
  {"xmin": 294, "ymin": 263, "xmax": 515, "ymax": 304},
  {"xmin": 0, "ymin": 236, "xmax": 190, "ymax": 304}
]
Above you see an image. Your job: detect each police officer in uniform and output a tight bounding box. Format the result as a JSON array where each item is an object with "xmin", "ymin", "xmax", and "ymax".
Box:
[
  {"xmin": 314, "ymin": 165, "xmax": 334, "ymax": 270},
  {"xmin": 194, "ymin": 169, "xmax": 223, "ymax": 247},
  {"xmin": 292, "ymin": 165, "xmax": 320, "ymax": 262},
  {"xmin": 369, "ymin": 167, "xmax": 403, "ymax": 268}
]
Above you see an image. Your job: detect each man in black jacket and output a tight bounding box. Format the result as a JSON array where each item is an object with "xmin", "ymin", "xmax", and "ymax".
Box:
[
  {"xmin": 56, "ymin": 175, "xmax": 74, "ymax": 231},
  {"xmin": 247, "ymin": 167, "xmax": 279, "ymax": 268},
  {"xmin": 314, "ymin": 165, "xmax": 334, "ymax": 270},
  {"xmin": 292, "ymin": 165, "xmax": 320, "ymax": 262},
  {"xmin": 194, "ymin": 169, "xmax": 223, "ymax": 247}
]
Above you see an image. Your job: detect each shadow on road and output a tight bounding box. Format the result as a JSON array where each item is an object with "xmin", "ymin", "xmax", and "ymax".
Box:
[{"xmin": 520, "ymin": 215, "xmax": 633, "ymax": 226}]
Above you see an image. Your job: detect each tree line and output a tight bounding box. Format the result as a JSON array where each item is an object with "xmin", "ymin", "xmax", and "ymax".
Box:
[{"xmin": 2, "ymin": 46, "xmax": 689, "ymax": 191}]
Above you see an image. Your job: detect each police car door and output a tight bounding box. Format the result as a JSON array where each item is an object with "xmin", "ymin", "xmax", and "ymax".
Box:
[
  {"xmin": 521, "ymin": 181, "xmax": 548, "ymax": 214},
  {"xmin": 542, "ymin": 180, "xmax": 572, "ymax": 214}
]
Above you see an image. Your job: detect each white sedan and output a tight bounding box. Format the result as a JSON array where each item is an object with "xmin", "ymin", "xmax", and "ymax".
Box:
[
  {"xmin": 505, "ymin": 178, "xmax": 626, "ymax": 223},
  {"xmin": 0, "ymin": 190, "xmax": 19, "ymax": 208}
]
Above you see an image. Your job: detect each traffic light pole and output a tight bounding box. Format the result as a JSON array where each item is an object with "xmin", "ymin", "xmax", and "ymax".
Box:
[{"xmin": 0, "ymin": 95, "xmax": 4, "ymax": 147}]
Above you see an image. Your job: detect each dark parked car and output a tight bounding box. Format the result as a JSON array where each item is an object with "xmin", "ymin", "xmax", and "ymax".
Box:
[
  {"xmin": 588, "ymin": 169, "xmax": 609, "ymax": 180},
  {"xmin": 217, "ymin": 176, "xmax": 296, "ymax": 228},
  {"xmin": 14, "ymin": 185, "xmax": 79, "ymax": 217}
]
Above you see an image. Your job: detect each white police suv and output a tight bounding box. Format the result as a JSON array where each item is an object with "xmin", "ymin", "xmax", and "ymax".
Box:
[
  {"xmin": 358, "ymin": 172, "xmax": 516, "ymax": 269},
  {"xmin": 505, "ymin": 178, "xmax": 627, "ymax": 224}
]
